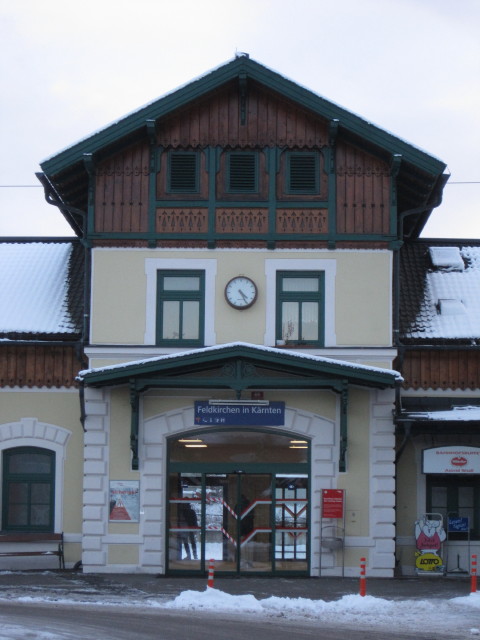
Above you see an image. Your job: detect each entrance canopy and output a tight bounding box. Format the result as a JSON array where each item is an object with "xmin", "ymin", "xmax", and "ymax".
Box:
[{"xmin": 78, "ymin": 342, "xmax": 401, "ymax": 470}]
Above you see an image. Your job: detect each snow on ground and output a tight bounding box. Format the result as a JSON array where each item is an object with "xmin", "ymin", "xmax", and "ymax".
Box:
[
  {"xmin": 1, "ymin": 586, "xmax": 480, "ymax": 639},
  {"xmin": 162, "ymin": 588, "xmax": 480, "ymax": 637}
]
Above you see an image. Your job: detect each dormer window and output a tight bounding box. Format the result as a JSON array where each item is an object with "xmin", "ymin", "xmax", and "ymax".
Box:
[
  {"xmin": 429, "ymin": 247, "xmax": 465, "ymax": 271},
  {"xmin": 437, "ymin": 299, "xmax": 466, "ymax": 316}
]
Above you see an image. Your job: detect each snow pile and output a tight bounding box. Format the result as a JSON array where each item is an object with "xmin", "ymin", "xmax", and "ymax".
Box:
[{"xmin": 162, "ymin": 588, "xmax": 480, "ymax": 638}]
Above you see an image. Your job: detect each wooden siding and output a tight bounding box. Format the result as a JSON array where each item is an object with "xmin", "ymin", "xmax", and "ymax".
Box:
[
  {"xmin": 0, "ymin": 345, "xmax": 81, "ymax": 388},
  {"xmin": 91, "ymin": 82, "xmax": 393, "ymax": 239},
  {"xmin": 336, "ymin": 141, "xmax": 391, "ymax": 235},
  {"xmin": 157, "ymin": 81, "xmax": 328, "ymax": 148},
  {"xmin": 95, "ymin": 141, "xmax": 150, "ymax": 233},
  {"xmin": 400, "ymin": 349, "xmax": 480, "ymax": 390}
]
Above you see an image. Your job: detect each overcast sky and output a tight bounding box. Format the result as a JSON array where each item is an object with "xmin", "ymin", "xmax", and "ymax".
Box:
[{"xmin": 1, "ymin": 0, "xmax": 479, "ymax": 238}]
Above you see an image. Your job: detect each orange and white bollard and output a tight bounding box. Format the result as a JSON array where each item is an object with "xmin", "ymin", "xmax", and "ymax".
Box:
[
  {"xmin": 471, "ymin": 554, "xmax": 477, "ymax": 594},
  {"xmin": 359, "ymin": 557, "xmax": 366, "ymax": 597},
  {"xmin": 207, "ymin": 558, "xmax": 215, "ymax": 588}
]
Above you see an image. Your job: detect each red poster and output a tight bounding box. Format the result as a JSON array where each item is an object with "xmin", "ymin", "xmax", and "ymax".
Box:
[{"xmin": 322, "ymin": 489, "xmax": 344, "ymax": 519}]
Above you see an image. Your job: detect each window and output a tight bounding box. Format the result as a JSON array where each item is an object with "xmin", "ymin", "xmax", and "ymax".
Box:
[
  {"xmin": 227, "ymin": 152, "xmax": 257, "ymax": 192},
  {"xmin": 2, "ymin": 447, "xmax": 55, "ymax": 532},
  {"xmin": 427, "ymin": 475, "xmax": 480, "ymax": 539},
  {"xmin": 276, "ymin": 271, "xmax": 325, "ymax": 346},
  {"xmin": 168, "ymin": 151, "xmax": 198, "ymax": 192},
  {"xmin": 156, "ymin": 270, "xmax": 205, "ymax": 346},
  {"xmin": 287, "ymin": 152, "xmax": 319, "ymax": 194}
]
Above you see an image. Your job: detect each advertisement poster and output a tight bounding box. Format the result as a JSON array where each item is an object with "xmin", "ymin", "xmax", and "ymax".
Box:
[
  {"xmin": 414, "ymin": 514, "xmax": 446, "ymax": 573},
  {"xmin": 423, "ymin": 446, "xmax": 480, "ymax": 474},
  {"xmin": 109, "ymin": 481, "xmax": 140, "ymax": 522}
]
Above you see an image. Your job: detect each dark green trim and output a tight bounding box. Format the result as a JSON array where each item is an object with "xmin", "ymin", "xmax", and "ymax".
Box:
[
  {"xmin": 275, "ymin": 271, "xmax": 325, "ymax": 347},
  {"xmin": 130, "ymin": 384, "xmax": 139, "ymax": 470},
  {"xmin": 41, "ymin": 56, "xmax": 446, "ymax": 178},
  {"xmin": 339, "ymin": 382, "xmax": 348, "ymax": 472},
  {"xmin": 2, "ymin": 447, "xmax": 55, "ymax": 532},
  {"xmin": 155, "ymin": 269, "xmax": 206, "ymax": 347}
]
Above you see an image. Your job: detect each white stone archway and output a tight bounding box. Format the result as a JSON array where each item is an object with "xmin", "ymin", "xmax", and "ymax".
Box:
[
  {"xmin": 140, "ymin": 405, "xmax": 336, "ymax": 575},
  {"xmin": 0, "ymin": 417, "xmax": 71, "ymax": 532}
]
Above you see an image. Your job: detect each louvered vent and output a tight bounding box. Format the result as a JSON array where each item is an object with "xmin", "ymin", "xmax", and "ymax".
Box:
[
  {"xmin": 229, "ymin": 153, "xmax": 256, "ymax": 191},
  {"xmin": 170, "ymin": 153, "xmax": 197, "ymax": 191},
  {"xmin": 289, "ymin": 154, "xmax": 317, "ymax": 192}
]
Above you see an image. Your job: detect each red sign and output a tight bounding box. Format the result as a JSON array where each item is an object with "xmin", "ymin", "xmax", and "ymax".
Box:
[{"xmin": 322, "ymin": 489, "xmax": 344, "ymax": 519}]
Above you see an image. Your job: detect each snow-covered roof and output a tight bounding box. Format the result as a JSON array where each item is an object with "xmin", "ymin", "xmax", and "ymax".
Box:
[
  {"xmin": 400, "ymin": 242, "xmax": 480, "ymax": 342},
  {"xmin": 401, "ymin": 405, "xmax": 480, "ymax": 422},
  {"xmin": 0, "ymin": 241, "xmax": 83, "ymax": 338}
]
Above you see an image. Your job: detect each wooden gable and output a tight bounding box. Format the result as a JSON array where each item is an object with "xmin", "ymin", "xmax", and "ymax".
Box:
[{"xmin": 40, "ymin": 56, "xmax": 447, "ymax": 242}]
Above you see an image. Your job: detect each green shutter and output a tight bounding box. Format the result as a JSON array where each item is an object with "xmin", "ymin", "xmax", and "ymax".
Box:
[
  {"xmin": 288, "ymin": 153, "xmax": 318, "ymax": 193},
  {"xmin": 228, "ymin": 152, "xmax": 257, "ymax": 192},
  {"xmin": 169, "ymin": 152, "xmax": 198, "ymax": 192}
]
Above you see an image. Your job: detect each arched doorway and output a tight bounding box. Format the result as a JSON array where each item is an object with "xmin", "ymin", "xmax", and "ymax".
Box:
[{"xmin": 167, "ymin": 429, "xmax": 309, "ymax": 574}]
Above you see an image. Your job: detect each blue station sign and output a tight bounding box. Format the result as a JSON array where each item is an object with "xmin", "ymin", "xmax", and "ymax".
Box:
[{"xmin": 194, "ymin": 401, "xmax": 285, "ymax": 426}]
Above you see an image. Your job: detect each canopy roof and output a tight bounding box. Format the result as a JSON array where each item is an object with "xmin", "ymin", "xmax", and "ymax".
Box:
[{"xmin": 79, "ymin": 342, "xmax": 401, "ymax": 392}]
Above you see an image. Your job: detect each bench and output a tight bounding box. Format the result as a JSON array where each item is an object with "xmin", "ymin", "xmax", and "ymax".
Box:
[{"xmin": 0, "ymin": 532, "xmax": 65, "ymax": 569}]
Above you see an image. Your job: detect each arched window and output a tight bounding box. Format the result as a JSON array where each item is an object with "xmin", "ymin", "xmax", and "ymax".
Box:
[{"xmin": 2, "ymin": 447, "xmax": 55, "ymax": 532}]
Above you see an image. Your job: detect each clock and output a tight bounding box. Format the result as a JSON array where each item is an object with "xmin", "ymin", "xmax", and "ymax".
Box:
[{"xmin": 225, "ymin": 276, "xmax": 258, "ymax": 310}]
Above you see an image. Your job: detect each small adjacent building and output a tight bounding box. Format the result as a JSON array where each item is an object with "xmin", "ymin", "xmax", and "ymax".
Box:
[
  {"xmin": 2, "ymin": 56, "xmax": 476, "ymax": 578},
  {"xmin": 396, "ymin": 240, "xmax": 480, "ymax": 575}
]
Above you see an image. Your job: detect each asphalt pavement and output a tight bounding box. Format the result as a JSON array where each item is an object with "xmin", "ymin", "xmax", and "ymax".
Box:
[{"xmin": 0, "ymin": 569, "xmax": 475, "ymax": 605}]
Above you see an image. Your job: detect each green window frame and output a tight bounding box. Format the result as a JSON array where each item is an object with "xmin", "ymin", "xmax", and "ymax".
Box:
[
  {"xmin": 276, "ymin": 271, "xmax": 325, "ymax": 346},
  {"xmin": 227, "ymin": 151, "xmax": 258, "ymax": 193},
  {"xmin": 427, "ymin": 475, "xmax": 480, "ymax": 540},
  {"xmin": 156, "ymin": 270, "xmax": 205, "ymax": 346},
  {"xmin": 286, "ymin": 152, "xmax": 319, "ymax": 194},
  {"xmin": 168, "ymin": 151, "xmax": 199, "ymax": 193},
  {"xmin": 2, "ymin": 447, "xmax": 55, "ymax": 532}
]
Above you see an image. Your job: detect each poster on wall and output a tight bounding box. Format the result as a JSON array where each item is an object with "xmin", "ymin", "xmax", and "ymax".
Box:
[
  {"xmin": 109, "ymin": 481, "xmax": 140, "ymax": 522},
  {"xmin": 321, "ymin": 489, "xmax": 345, "ymax": 519}
]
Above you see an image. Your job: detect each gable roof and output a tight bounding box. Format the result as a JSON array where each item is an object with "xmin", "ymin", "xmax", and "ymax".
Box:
[
  {"xmin": 399, "ymin": 239, "xmax": 480, "ymax": 344},
  {"xmin": 78, "ymin": 341, "xmax": 401, "ymax": 390},
  {"xmin": 0, "ymin": 239, "xmax": 84, "ymax": 340},
  {"xmin": 39, "ymin": 56, "xmax": 447, "ymax": 239}
]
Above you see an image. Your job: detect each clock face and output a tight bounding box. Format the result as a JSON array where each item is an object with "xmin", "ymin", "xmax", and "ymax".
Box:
[{"xmin": 225, "ymin": 276, "xmax": 258, "ymax": 309}]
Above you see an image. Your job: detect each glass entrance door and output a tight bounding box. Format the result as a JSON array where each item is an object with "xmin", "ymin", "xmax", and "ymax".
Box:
[
  {"xmin": 168, "ymin": 470, "xmax": 308, "ymax": 574},
  {"xmin": 204, "ymin": 473, "xmax": 272, "ymax": 572}
]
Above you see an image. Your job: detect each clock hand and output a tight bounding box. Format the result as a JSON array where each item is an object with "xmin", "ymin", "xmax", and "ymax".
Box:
[{"xmin": 238, "ymin": 289, "xmax": 248, "ymax": 303}]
